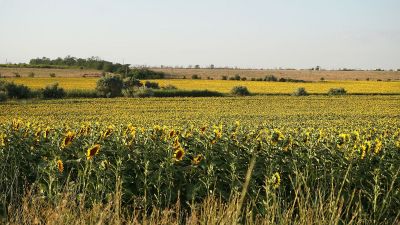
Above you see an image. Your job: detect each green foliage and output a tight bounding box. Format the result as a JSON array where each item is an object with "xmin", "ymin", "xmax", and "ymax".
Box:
[
  {"xmin": 234, "ymin": 74, "xmax": 241, "ymax": 80},
  {"xmin": 221, "ymin": 76, "xmax": 228, "ymax": 80},
  {"xmin": 293, "ymin": 87, "xmax": 309, "ymax": 96},
  {"xmin": 144, "ymin": 81, "xmax": 160, "ymax": 89},
  {"xmin": 264, "ymin": 75, "xmax": 277, "ymax": 81},
  {"xmin": 123, "ymin": 77, "xmax": 142, "ymax": 89},
  {"xmin": 122, "ymin": 87, "xmax": 154, "ymax": 98},
  {"xmin": 0, "ymin": 90, "xmax": 7, "ymax": 102},
  {"xmin": 128, "ymin": 68, "xmax": 165, "ymax": 79},
  {"xmin": 96, "ymin": 75, "xmax": 123, "ymax": 98},
  {"xmin": 5, "ymin": 82, "xmax": 32, "ymax": 99},
  {"xmin": 65, "ymin": 89, "xmax": 98, "ymax": 98},
  {"xmin": 328, "ymin": 88, "xmax": 347, "ymax": 95},
  {"xmin": 231, "ymin": 86, "xmax": 250, "ymax": 96},
  {"xmin": 41, "ymin": 83, "xmax": 66, "ymax": 99},
  {"xmin": 191, "ymin": 74, "xmax": 200, "ymax": 79},
  {"xmin": 28, "ymin": 72, "xmax": 35, "ymax": 77},
  {"xmin": 49, "ymin": 73, "xmax": 56, "ymax": 77},
  {"xmin": 13, "ymin": 72, "xmax": 21, "ymax": 78}
]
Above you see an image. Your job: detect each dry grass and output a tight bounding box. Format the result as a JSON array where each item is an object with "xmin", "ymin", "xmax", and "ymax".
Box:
[
  {"xmin": 154, "ymin": 68, "xmax": 400, "ymax": 81},
  {"xmin": 0, "ymin": 67, "xmax": 101, "ymax": 78}
]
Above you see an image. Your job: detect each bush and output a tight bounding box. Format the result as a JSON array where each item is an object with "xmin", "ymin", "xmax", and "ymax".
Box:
[
  {"xmin": 278, "ymin": 78, "xmax": 287, "ymax": 82},
  {"xmin": 256, "ymin": 78, "xmax": 263, "ymax": 81},
  {"xmin": 128, "ymin": 68, "xmax": 165, "ymax": 79},
  {"xmin": 221, "ymin": 76, "xmax": 228, "ymax": 80},
  {"xmin": 320, "ymin": 77, "xmax": 325, "ymax": 81},
  {"xmin": 229, "ymin": 77, "xmax": 236, "ymax": 80},
  {"xmin": 96, "ymin": 75, "xmax": 123, "ymax": 98},
  {"xmin": 250, "ymin": 78, "xmax": 256, "ymax": 81},
  {"xmin": 123, "ymin": 77, "xmax": 142, "ymax": 89},
  {"xmin": 293, "ymin": 87, "xmax": 308, "ymax": 96},
  {"xmin": 41, "ymin": 83, "xmax": 66, "ymax": 99},
  {"xmin": 264, "ymin": 75, "xmax": 277, "ymax": 81},
  {"xmin": 234, "ymin": 74, "xmax": 241, "ymax": 80},
  {"xmin": 192, "ymin": 74, "xmax": 200, "ymax": 79},
  {"xmin": 231, "ymin": 86, "xmax": 250, "ymax": 96},
  {"xmin": 328, "ymin": 88, "xmax": 347, "ymax": 96},
  {"xmin": 28, "ymin": 72, "xmax": 35, "ymax": 77},
  {"xmin": 144, "ymin": 81, "xmax": 160, "ymax": 89},
  {"xmin": 123, "ymin": 87, "xmax": 154, "ymax": 98},
  {"xmin": 5, "ymin": 82, "xmax": 32, "ymax": 99},
  {"xmin": 241, "ymin": 77, "xmax": 247, "ymax": 81},
  {"xmin": 49, "ymin": 73, "xmax": 56, "ymax": 77},
  {"xmin": 13, "ymin": 72, "xmax": 21, "ymax": 78},
  {"xmin": 0, "ymin": 90, "xmax": 7, "ymax": 102}
]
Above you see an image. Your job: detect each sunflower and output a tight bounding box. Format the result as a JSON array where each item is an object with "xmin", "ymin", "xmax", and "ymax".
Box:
[
  {"xmin": 101, "ymin": 126, "xmax": 114, "ymax": 139},
  {"xmin": 57, "ymin": 160, "xmax": 64, "ymax": 173},
  {"xmin": 174, "ymin": 147, "xmax": 185, "ymax": 161},
  {"xmin": 192, "ymin": 154, "xmax": 203, "ymax": 165},
  {"xmin": 0, "ymin": 133, "xmax": 6, "ymax": 146},
  {"xmin": 374, "ymin": 139, "xmax": 382, "ymax": 154},
  {"xmin": 360, "ymin": 145, "xmax": 367, "ymax": 160},
  {"xmin": 271, "ymin": 172, "xmax": 281, "ymax": 189},
  {"xmin": 61, "ymin": 131, "xmax": 76, "ymax": 149},
  {"xmin": 87, "ymin": 144, "xmax": 101, "ymax": 160},
  {"xmin": 43, "ymin": 127, "xmax": 50, "ymax": 139}
]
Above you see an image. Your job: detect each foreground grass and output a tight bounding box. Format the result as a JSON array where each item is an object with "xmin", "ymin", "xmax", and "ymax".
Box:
[{"xmin": 3, "ymin": 77, "xmax": 400, "ymax": 94}]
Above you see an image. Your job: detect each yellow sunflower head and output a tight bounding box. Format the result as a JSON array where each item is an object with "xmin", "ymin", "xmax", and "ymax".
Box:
[
  {"xmin": 57, "ymin": 160, "xmax": 64, "ymax": 173},
  {"xmin": 192, "ymin": 154, "xmax": 203, "ymax": 165},
  {"xmin": 61, "ymin": 131, "xmax": 75, "ymax": 149},
  {"xmin": 271, "ymin": 172, "xmax": 281, "ymax": 189},
  {"xmin": 174, "ymin": 147, "xmax": 185, "ymax": 161},
  {"xmin": 87, "ymin": 144, "xmax": 101, "ymax": 160}
]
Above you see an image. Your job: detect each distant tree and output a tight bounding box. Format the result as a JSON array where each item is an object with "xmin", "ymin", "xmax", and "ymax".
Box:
[
  {"xmin": 210, "ymin": 64, "xmax": 215, "ymax": 69},
  {"xmin": 194, "ymin": 65, "xmax": 200, "ymax": 69}
]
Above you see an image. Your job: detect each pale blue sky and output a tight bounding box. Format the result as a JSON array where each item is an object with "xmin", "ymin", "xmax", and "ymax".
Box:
[{"xmin": 1, "ymin": 0, "xmax": 399, "ymax": 69}]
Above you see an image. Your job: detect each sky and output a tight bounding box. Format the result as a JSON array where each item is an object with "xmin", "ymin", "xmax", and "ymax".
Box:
[{"xmin": 0, "ymin": 0, "xmax": 399, "ymax": 69}]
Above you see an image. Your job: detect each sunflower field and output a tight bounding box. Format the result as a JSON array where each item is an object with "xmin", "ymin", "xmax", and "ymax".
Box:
[{"xmin": 1, "ymin": 95, "xmax": 400, "ymax": 224}]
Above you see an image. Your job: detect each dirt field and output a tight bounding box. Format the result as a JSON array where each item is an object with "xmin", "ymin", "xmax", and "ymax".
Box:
[
  {"xmin": 0, "ymin": 67, "xmax": 101, "ymax": 78},
  {"xmin": 154, "ymin": 68, "xmax": 400, "ymax": 81}
]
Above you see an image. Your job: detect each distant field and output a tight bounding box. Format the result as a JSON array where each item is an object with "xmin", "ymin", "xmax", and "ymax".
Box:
[
  {"xmin": 3, "ymin": 77, "xmax": 400, "ymax": 94},
  {"xmin": 154, "ymin": 68, "xmax": 400, "ymax": 81},
  {"xmin": 0, "ymin": 67, "xmax": 101, "ymax": 78},
  {"xmin": 2, "ymin": 67, "xmax": 400, "ymax": 82}
]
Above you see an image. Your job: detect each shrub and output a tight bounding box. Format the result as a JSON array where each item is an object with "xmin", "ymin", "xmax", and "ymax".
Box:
[
  {"xmin": 320, "ymin": 77, "xmax": 325, "ymax": 81},
  {"xmin": 234, "ymin": 74, "xmax": 241, "ymax": 80},
  {"xmin": 256, "ymin": 78, "xmax": 263, "ymax": 81},
  {"xmin": 96, "ymin": 75, "xmax": 123, "ymax": 98},
  {"xmin": 241, "ymin": 77, "xmax": 247, "ymax": 81},
  {"xmin": 128, "ymin": 68, "xmax": 165, "ymax": 79},
  {"xmin": 192, "ymin": 74, "xmax": 200, "ymax": 79},
  {"xmin": 0, "ymin": 90, "xmax": 7, "ymax": 102},
  {"xmin": 250, "ymin": 78, "xmax": 256, "ymax": 81},
  {"xmin": 231, "ymin": 86, "xmax": 250, "ymax": 96},
  {"xmin": 229, "ymin": 77, "xmax": 236, "ymax": 80},
  {"xmin": 328, "ymin": 88, "xmax": 347, "ymax": 96},
  {"xmin": 293, "ymin": 87, "xmax": 308, "ymax": 96},
  {"xmin": 221, "ymin": 76, "xmax": 228, "ymax": 80},
  {"xmin": 264, "ymin": 75, "xmax": 277, "ymax": 81},
  {"xmin": 5, "ymin": 82, "xmax": 31, "ymax": 99},
  {"xmin": 28, "ymin": 72, "xmax": 35, "ymax": 77},
  {"xmin": 123, "ymin": 77, "xmax": 142, "ymax": 89},
  {"xmin": 13, "ymin": 72, "xmax": 21, "ymax": 78},
  {"xmin": 123, "ymin": 87, "xmax": 154, "ymax": 98},
  {"xmin": 144, "ymin": 81, "xmax": 160, "ymax": 89},
  {"xmin": 41, "ymin": 83, "xmax": 66, "ymax": 99},
  {"xmin": 49, "ymin": 73, "xmax": 56, "ymax": 77},
  {"xmin": 278, "ymin": 78, "xmax": 287, "ymax": 82}
]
